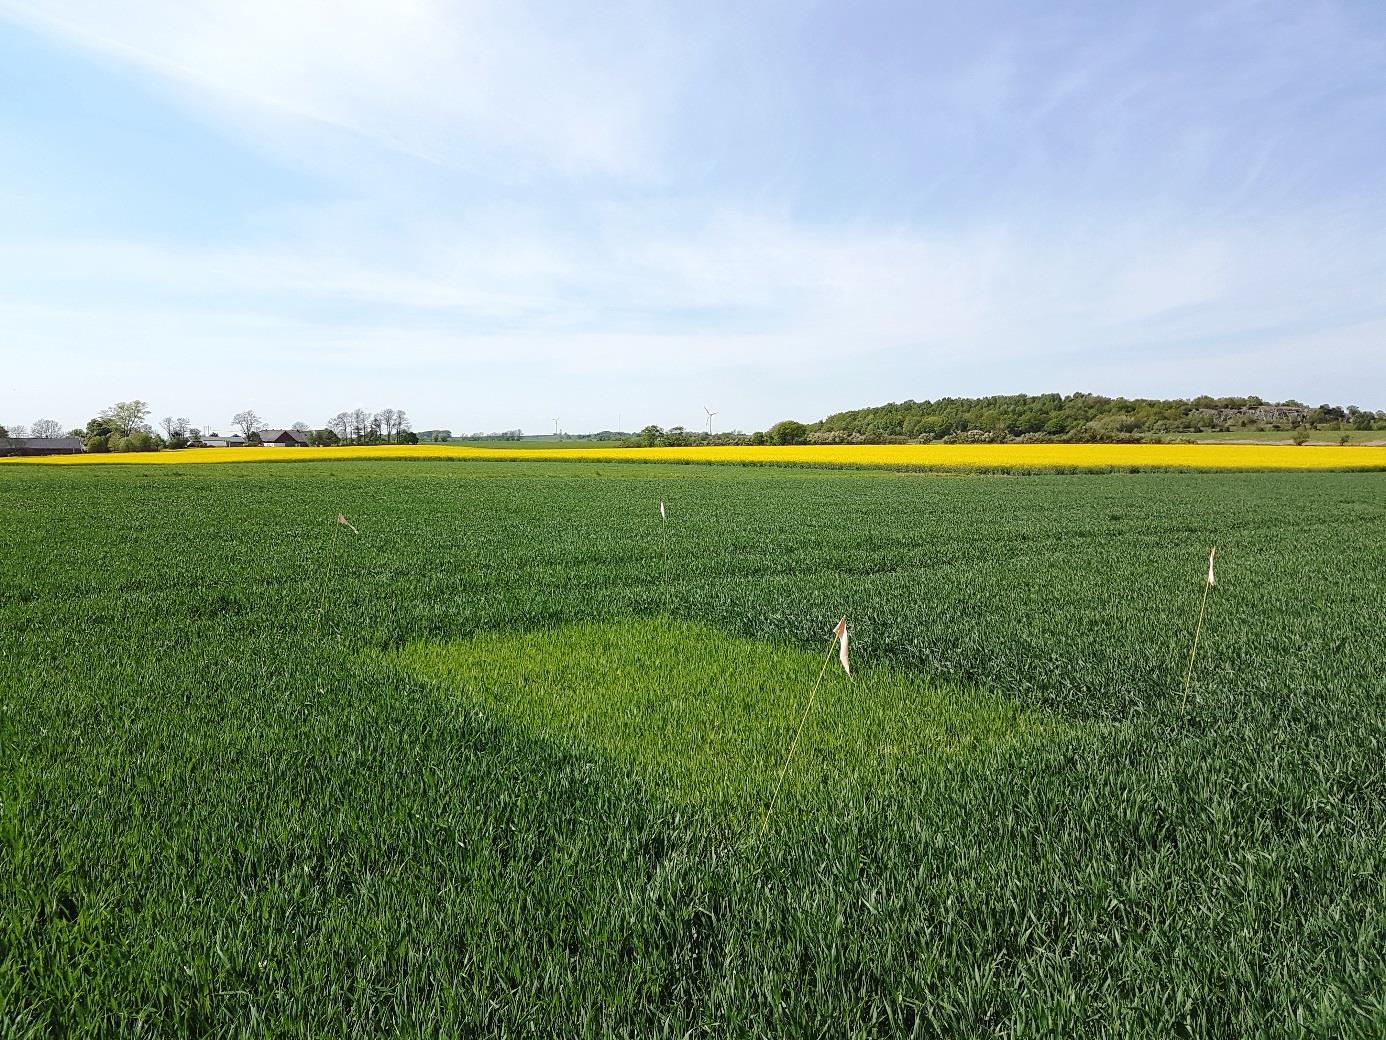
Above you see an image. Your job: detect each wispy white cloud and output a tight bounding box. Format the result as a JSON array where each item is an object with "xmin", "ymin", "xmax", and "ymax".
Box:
[
  {"xmin": 5, "ymin": 203, "xmax": 1382, "ymax": 372},
  {"xmin": 0, "ymin": 0, "xmax": 684, "ymax": 175}
]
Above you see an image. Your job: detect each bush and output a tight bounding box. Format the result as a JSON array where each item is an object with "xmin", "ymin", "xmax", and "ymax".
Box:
[
  {"xmin": 103, "ymin": 431, "xmax": 160, "ymax": 453},
  {"xmin": 942, "ymin": 429, "xmax": 1001, "ymax": 444},
  {"xmin": 84, "ymin": 434, "xmax": 109, "ymax": 453},
  {"xmin": 767, "ymin": 420, "xmax": 807, "ymax": 446}
]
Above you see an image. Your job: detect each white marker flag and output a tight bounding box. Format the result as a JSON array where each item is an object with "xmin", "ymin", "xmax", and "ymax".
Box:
[
  {"xmin": 1206, "ymin": 546, "xmax": 1217, "ymax": 587},
  {"xmin": 337, "ymin": 513, "xmax": 359, "ymax": 535},
  {"xmin": 660, "ymin": 501, "xmax": 666, "ymax": 521},
  {"xmin": 834, "ymin": 617, "xmax": 850, "ymax": 676}
]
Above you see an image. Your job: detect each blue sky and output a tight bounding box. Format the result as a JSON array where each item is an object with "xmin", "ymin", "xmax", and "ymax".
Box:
[{"xmin": 2, "ymin": 0, "xmax": 1384, "ymax": 435}]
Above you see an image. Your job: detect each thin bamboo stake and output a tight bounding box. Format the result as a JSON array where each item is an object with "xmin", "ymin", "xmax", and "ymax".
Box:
[
  {"xmin": 761, "ymin": 630, "xmax": 839, "ymax": 836},
  {"xmin": 324, "ymin": 514, "xmax": 357, "ymax": 639},
  {"xmin": 324, "ymin": 518, "xmax": 342, "ymax": 640},
  {"xmin": 661, "ymin": 502, "xmax": 669, "ymax": 618},
  {"xmin": 1180, "ymin": 547, "xmax": 1215, "ymax": 714}
]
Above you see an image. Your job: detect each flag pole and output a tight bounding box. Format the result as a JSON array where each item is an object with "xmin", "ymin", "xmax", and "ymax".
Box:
[
  {"xmin": 1180, "ymin": 547, "xmax": 1215, "ymax": 714},
  {"xmin": 761, "ymin": 623, "xmax": 843, "ymax": 836}
]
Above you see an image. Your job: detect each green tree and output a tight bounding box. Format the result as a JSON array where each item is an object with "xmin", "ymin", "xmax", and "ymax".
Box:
[
  {"xmin": 767, "ymin": 420, "xmax": 807, "ymax": 445},
  {"xmin": 99, "ymin": 400, "xmax": 152, "ymax": 437}
]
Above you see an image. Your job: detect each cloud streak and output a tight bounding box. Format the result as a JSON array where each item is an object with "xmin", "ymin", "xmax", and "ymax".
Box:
[
  {"xmin": 5, "ymin": 203, "xmax": 1381, "ymax": 369},
  {"xmin": 0, "ymin": 0, "xmax": 685, "ymax": 175}
]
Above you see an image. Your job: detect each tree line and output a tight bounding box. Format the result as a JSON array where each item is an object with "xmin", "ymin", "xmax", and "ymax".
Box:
[
  {"xmin": 620, "ymin": 394, "xmax": 1386, "ymax": 448},
  {"xmin": 10, "ymin": 392, "xmax": 1383, "ymax": 454},
  {"xmin": 779, "ymin": 393, "xmax": 1386, "ymax": 445},
  {"xmin": 1, "ymin": 401, "xmax": 416, "ymax": 453}
]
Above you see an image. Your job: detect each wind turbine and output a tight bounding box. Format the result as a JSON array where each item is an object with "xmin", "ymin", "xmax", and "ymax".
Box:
[
  {"xmin": 703, "ymin": 406, "xmax": 719, "ymax": 436},
  {"xmin": 553, "ymin": 417, "xmax": 560, "ymax": 437}
]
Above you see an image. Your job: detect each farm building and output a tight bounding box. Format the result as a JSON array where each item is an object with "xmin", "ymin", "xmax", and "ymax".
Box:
[
  {"xmin": 256, "ymin": 429, "xmax": 310, "ymax": 447},
  {"xmin": 0, "ymin": 436, "xmax": 84, "ymax": 456},
  {"xmin": 201, "ymin": 436, "xmax": 246, "ymax": 448}
]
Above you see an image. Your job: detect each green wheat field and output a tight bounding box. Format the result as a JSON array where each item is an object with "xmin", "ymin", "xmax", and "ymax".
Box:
[{"xmin": 3, "ymin": 460, "xmax": 1384, "ymax": 1037}]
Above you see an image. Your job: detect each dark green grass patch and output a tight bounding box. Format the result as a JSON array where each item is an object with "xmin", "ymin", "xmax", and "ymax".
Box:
[{"xmin": 386, "ymin": 618, "xmax": 1069, "ymax": 822}]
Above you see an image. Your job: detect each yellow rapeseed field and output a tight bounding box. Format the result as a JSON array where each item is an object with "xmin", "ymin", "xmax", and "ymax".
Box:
[{"xmin": 4, "ymin": 442, "xmax": 1385, "ymax": 470}]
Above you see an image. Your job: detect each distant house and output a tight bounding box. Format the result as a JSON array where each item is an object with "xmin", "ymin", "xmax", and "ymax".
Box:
[
  {"xmin": 202, "ymin": 436, "xmax": 246, "ymax": 448},
  {"xmin": 256, "ymin": 429, "xmax": 310, "ymax": 447},
  {"xmin": 0, "ymin": 436, "xmax": 84, "ymax": 456}
]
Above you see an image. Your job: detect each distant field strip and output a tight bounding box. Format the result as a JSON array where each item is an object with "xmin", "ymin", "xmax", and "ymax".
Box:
[{"xmin": 6, "ymin": 441, "xmax": 1386, "ymax": 469}]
